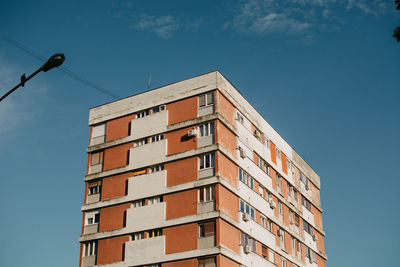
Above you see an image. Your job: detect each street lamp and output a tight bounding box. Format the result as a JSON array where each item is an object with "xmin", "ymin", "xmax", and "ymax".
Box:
[{"xmin": 0, "ymin": 53, "xmax": 65, "ymax": 102}]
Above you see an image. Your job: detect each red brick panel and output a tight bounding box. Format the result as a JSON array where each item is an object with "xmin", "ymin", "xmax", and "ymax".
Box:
[
  {"xmin": 164, "ymin": 223, "xmax": 197, "ymax": 254},
  {"xmin": 167, "ymin": 97, "xmax": 197, "ymax": 125},
  {"xmin": 101, "ymin": 173, "xmax": 132, "ymax": 201},
  {"xmin": 99, "ymin": 203, "xmax": 131, "ymax": 231},
  {"xmin": 97, "ymin": 235, "xmax": 130, "ymax": 265},
  {"xmin": 166, "ymin": 127, "xmax": 197, "ymax": 155},
  {"xmin": 165, "ymin": 189, "xmax": 197, "ymax": 220},
  {"xmin": 106, "ymin": 114, "xmax": 136, "ymax": 142},
  {"xmin": 165, "ymin": 157, "xmax": 197, "ymax": 187},
  {"xmin": 103, "ymin": 142, "xmax": 134, "ymax": 171}
]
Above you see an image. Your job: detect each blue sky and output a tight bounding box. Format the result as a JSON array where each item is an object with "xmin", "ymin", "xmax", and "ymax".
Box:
[{"xmin": 0, "ymin": 0, "xmax": 399, "ymax": 266}]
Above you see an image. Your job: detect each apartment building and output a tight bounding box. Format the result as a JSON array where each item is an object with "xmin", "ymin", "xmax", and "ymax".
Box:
[{"xmin": 79, "ymin": 71, "xmax": 326, "ymax": 267}]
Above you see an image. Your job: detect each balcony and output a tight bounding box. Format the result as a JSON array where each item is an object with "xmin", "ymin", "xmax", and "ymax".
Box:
[
  {"xmin": 198, "ymin": 235, "xmax": 215, "ymax": 249},
  {"xmin": 86, "ymin": 193, "xmax": 100, "ymax": 204},
  {"xmin": 81, "ymin": 255, "xmax": 96, "ymax": 267},
  {"xmin": 198, "ymin": 200, "xmax": 215, "ymax": 214},
  {"xmin": 126, "ymin": 202, "xmax": 166, "ymax": 233},
  {"xmin": 239, "ymin": 212, "xmax": 276, "ymax": 251},
  {"xmin": 130, "ymin": 110, "xmax": 168, "ymax": 140},
  {"xmin": 127, "ymin": 170, "xmax": 166, "ymax": 200},
  {"xmin": 84, "ymin": 224, "xmax": 98, "ymax": 235},
  {"xmin": 197, "ymin": 135, "xmax": 214, "ymax": 148},
  {"xmin": 90, "ymin": 135, "xmax": 105, "ymax": 146},
  {"xmin": 198, "ymin": 167, "xmax": 215, "ymax": 180},
  {"xmin": 302, "ymin": 206, "xmax": 315, "ymax": 227},
  {"xmin": 238, "ymin": 182, "xmax": 274, "ymax": 219},
  {"xmin": 88, "ymin": 163, "xmax": 102, "ymax": 174},
  {"xmin": 129, "ymin": 139, "xmax": 167, "ymax": 169},
  {"xmin": 198, "ymin": 104, "xmax": 214, "ymax": 117},
  {"xmin": 124, "ymin": 236, "xmax": 165, "ymax": 266}
]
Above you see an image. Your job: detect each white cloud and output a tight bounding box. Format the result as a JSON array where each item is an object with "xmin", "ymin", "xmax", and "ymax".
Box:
[
  {"xmin": 228, "ymin": 0, "xmax": 389, "ymax": 36},
  {"xmin": 134, "ymin": 15, "xmax": 179, "ymax": 39}
]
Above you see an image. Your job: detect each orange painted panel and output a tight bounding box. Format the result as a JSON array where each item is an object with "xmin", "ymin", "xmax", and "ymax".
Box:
[
  {"xmin": 97, "ymin": 235, "xmax": 129, "ymax": 265},
  {"xmin": 101, "ymin": 172, "xmax": 132, "ymax": 200},
  {"xmin": 167, "ymin": 96, "xmax": 197, "ymax": 125},
  {"xmin": 281, "ymin": 153, "xmax": 287, "ymax": 174},
  {"xmin": 216, "ymin": 184, "xmax": 239, "ymax": 221},
  {"xmin": 162, "ymin": 259, "xmax": 197, "ymax": 267},
  {"xmin": 166, "ymin": 127, "xmax": 197, "ymax": 155},
  {"xmin": 216, "ymin": 151, "xmax": 238, "ymax": 187},
  {"xmin": 106, "ymin": 114, "xmax": 136, "ymax": 142},
  {"xmin": 215, "ymin": 120, "xmax": 236, "ymax": 156},
  {"xmin": 270, "ymin": 141, "xmax": 277, "ymax": 164},
  {"xmin": 312, "ymin": 206, "xmax": 323, "ymax": 229},
  {"xmin": 165, "ymin": 157, "xmax": 197, "ymax": 187},
  {"xmin": 99, "ymin": 203, "xmax": 131, "ymax": 232},
  {"xmin": 217, "ymin": 254, "xmax": 241, "ymax": 267},
  {"xmin": 215, "ymin": 90, "xmax": 236, "ymax": 126},
  {"xmin": 217, "ymin": 219, "xmax": 240, "ymax": 254},
  {"xmin": 164, "ymin": 223, "xmax": 197, "ymax": 254},
  {"xmin": 165, "ymin": 189, "xmax": 197, "ymax": 220},
  {"xmin": 103, "ymin": 142, "xmax": 134, "ymax": 171}
]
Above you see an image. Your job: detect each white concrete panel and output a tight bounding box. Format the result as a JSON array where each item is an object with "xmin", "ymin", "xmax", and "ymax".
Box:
[
  {"xmin": 238, "ymin": 183, "xmax": 275, "ymax": 219},
  {"xmin": 198, "ymin": 236, "xmax": 215, "ymax": 249},
  {"xmin": 84, "ymin": 224, "xmax": 98, "ymax": 235},
  {"xmin": 88, "ymin": 164, "xmax": 102, "ymax": 174},
  {"xmin": 129, "ymin": 139, "xmax": 167, "ymax": 169},
  {"xmin": 198, "ymin": 201, "xmax": 215, "ymax": 214},
  {"xmin": 90, "ymin": 135, "xmax": 105, "ymax": 146},
  {"xmin": 86, "ymin": 194, "xmax": 100, "ymax": 204},
  {"xmin": 239, "ymin": 249, "xmax": 276, "ymax": 267},
  {"xmin": 128, "ymin": 171, "xmax": 166, "ymax": 200},
  {"xmin": 198, "ymin": 135, "xmax": 214, "ymax": 148},
  {"xmin": 302, "ymin": 206, "xmax": 315, "ymax": 227},
  {"xmin": 81, "ymin": 255, "xmax": 96, "ymax": 267},
  {"xmin": 239, "ymin": 212, "xmax": 276, "ymax": 251},
  {"xmin": 126, "ymin": 202, "xmax": 165, "ymax": 233},
  {"xmin": 130, "ymin": 110, "xmax": 168, "ymax": 140},
  {"xmin": 198, "ymin": 168, "xmax": 215, "ymax": 179},
  {"xmin": 304, "ymin": 232, "xmax": 318, "ymax": 253},
  {"xmin": 237, "ymin": 122, "xmax": 265, "ymax": 160},
  {"xmin": 198, "ymin": 105, "xmax": 214, "ymax": 117},
  {"xmin": 124, "ymin": 236, "xmax": 165, "ymax": 266}
]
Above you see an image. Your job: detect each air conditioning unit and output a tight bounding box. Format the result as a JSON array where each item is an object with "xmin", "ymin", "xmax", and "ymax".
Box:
[
  {"xmin": 277, "ymin": 229, "xmax": 283, "ymax": 236},
  {"xmin": 240, "ymin": 149, "xmax": 247, "ymax": 159},
  {"xmin": 188, "ymin": 129, "xmax": 197, "ymax": 137},
  {"xmin": 312, "ymin": 234, "xmax": 318, "ymax": 241},
  {"xmin": 242, "ymin": 213, "xmax": 250, "ymax": 222},
  {"xmin": 305, "ymin": 184, "xmax": 310, "ymax": 190},
  {"xmin": 269, "ymin": 198, "xmax": 276, "ymax": 209},
  {"xmin": 244, "ymin": 245, "xmax": 251, "ymax": 254}
]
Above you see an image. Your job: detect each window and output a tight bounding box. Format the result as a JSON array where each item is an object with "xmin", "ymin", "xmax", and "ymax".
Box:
[
  {"xmin": 278, "ymin": 201, "xmax": 283, "ymax": 215},
  {"xmin": 262, "ymin": 245, "xmax": 268, "ymax": 259},
  {"xmin": 199, "ymin": 221, "xmax": 215, "ymax": 238},
  {"xmin": 296, "ymin": 239, "xmax": 301, "ymax": 253},
  {"xmin": 136, "ymin": 110, "xmax": 149, "ymax": 118},
  {"xmin": 199, "ymin": 92, "xmax": 214, "ymax": 107},
  {"xmin": 300, "ymin": 172, "xmax": 309, "ymax": 186},
  {"xmin": 258, "ymin": 185, "xmax": 264, "ymax": 196},
  {"xmin": 198, "ymin": 257, "xmax": 216, "ymax": 267},
  {"xmin": 268, "ymin": 249, "xmax": 274, "ymax": 262},
  {"xmin": 135, "ymin": 138, "xmax": 148, "ymax": 147},
  {"xmin": 276, "ymin": 175, "xmax": 281, "ymax": 189},
  {"xmin": 260, "ymin": 215, "xmax": 266, "ymax": 227},
  {"xmin": 84, "ymin": 241, "xmax": 97, "ymax": 256},
  {"xmin": 303, "ymin": 220, "xmax": 313, "ymax": 235},
  {"xmin": 281, "ymin": 258, "xmax": 287, "ymax": 267},
  {"xmin": 199, "ymin": 153, "xmax": 215, "ymax": 170},
  {"xmin": 276, "ymin": 148, "xmax": 281, "ymax": 160},
  {"xmin": 294, "ymin": 213, "xmax": 300, "ymax": 226},
  {"xmin": 148, "ymin": 196, "xmax": 162, "ymax": 205},
  {"xmin": 266, "ymin": 138, "xmax": 270, "ymax": 149},
  {"xmin": 199, "ymin": 122, "xmax": 215, "ymax": 137},
  {"xmin": 286, "ymin": 159, "xmax": 291, "ymax": 171},
  {"xmin": 279, "ymin": 228, "xmax": 285, "ymax": 244},
  {"xmin": 132, "ymin": 232, "xmax": 144, "ymax": 240},
  {"xmin": 148, "ymin": 229, "xmax": 162, "ymax": 238},
  {"xmin": 86, "ymin": 210, "xmax": 99, "ymax": 225},
  {"xmin": 239, "ymin": 168, "xmax": 254, "ymax": 189},
  {"xmin": 91, "ymin": 123, "xmax": 106, "ymax": 143},
  {"xmin": 90, "ymin": 151, "xmax": 103, "ymax": 166},
  {"xmin": 267, "ymin": 220, "xmax": 272, "ymax": 232},
  {"xmin": 150, "ymin": 134, "xmax": 164, "ymax": 143},
  {"xmin": 152, "ymin": 105, "xmax": 165, "ymax": 113},
  {"xmin": 199, "ymin": 185, "xmax": 215, "ymax": 202},
  {"xmin": 254, "ymin": 129, "xmax": 262, "ymax": 141},
  {"xmin": 149, "ymin": 164, "xmax": 164, "ymax": 173},
  {"xmin": 293, "ymin": 189, "xmax": 298, "ymax": 202},
  {"xmin": 132, "ymin": 199, "xmax": 145, "ymax": 207},
  {"xmin": 240, "ymin": 200, "xmax": 255, "ymax": 219},
  {"xmin": 302, "ymin": 196, "xmax": 312, "ymax": 211},
  {"xmin": 291, "ymin": 237, "xmax": 295, "ymax": 251},
  {"xmin": 257, "ymin": 156, "xmax": 262, "ymax": 168},
  {"xmin": 241, "ymin": 233, "xmax": 256, "ymax": 252},
  {"xmin": 88, "ymin": 181, "xmax": 101, "ymax": 195},
  {"xmin": 305, "ymin": 246, "xmax": 315, "ymax": 262}
]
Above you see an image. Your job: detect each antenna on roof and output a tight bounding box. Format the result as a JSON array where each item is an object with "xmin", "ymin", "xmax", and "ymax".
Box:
[{"xmin": 148, "ymin": 74, "xmax": 152, "ymax": 89}]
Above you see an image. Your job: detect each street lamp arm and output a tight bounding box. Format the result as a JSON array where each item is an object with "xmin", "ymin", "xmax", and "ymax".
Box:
[{"xmin": 0, "ymin": 53, "xmax": 65, "ymax": 103}]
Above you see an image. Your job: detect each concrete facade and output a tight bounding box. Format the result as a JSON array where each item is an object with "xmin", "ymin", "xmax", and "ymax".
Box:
[{"xmin": 79, "ymin": 71, "xmax": 326, "ymax": 267}]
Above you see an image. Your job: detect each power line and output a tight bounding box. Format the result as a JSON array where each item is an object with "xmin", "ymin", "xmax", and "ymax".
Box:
[{"xmin": 0, "ymin": 33, "xmax": 120, "ymax": 99}]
